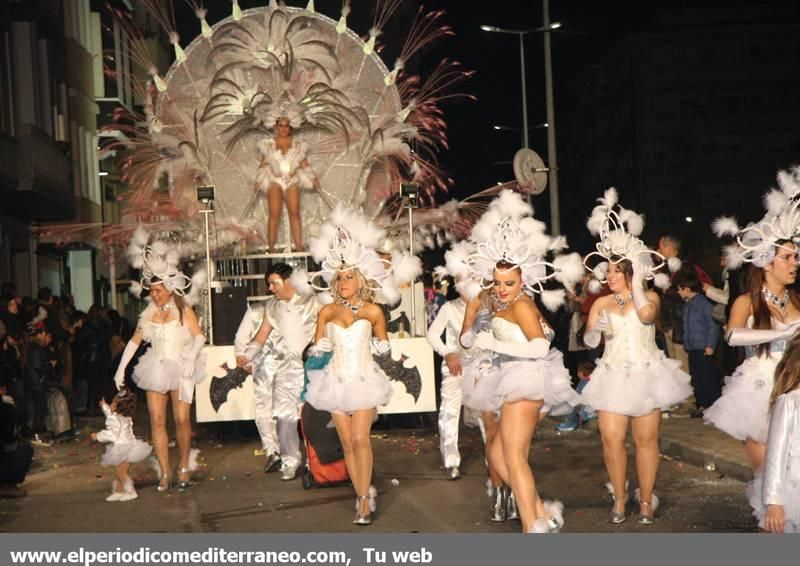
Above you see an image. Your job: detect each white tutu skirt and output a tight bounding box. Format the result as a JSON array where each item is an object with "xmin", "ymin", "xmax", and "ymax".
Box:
[
  {"xmin": 747, "ymin": 471, "xmax": 800, "ymax": 533},
  {"xmin": 305, "ymin": 360, "xmax": 393, "ymax": 414},
  {"xmin": 490, "ymin": 350, "xmax": 579, "ymax": 416},
  {"xmin": 461, "ymin": 353, "xmax": 501, "ymax": 413},
  {"xmin": 704, "ymin": 356, "xmax": 775, "ymax": 443},
  {"xmin": 132, "ymin": 348, "xmax": 206, "ymax": 403},
  {"xmin": 580, "ymin": 354, "xmax": 692, "ymax": 417},
  {"xmin": 101, "ymin": 440, "xmax": 152, "ymax": 467}
]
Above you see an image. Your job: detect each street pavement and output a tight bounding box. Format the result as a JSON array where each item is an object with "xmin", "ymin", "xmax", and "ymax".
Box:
[{"xmin": 0, "ymin": 406, "xmax": 757, "ymax": 533}]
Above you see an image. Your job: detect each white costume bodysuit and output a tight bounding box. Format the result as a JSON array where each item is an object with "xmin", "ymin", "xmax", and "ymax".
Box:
[
  {"xmin": 305, "ymin": 319, "xmax": 393, "ymax": 414},
  {"xmin": 255, "ymin": 139, "xmax": 316, "ymax": 192},
  {"xmin": 132, "ymin": 305, "xmax": 206, "ymax": 404},
  {"xmin": 581, "ymin": 309, "xmax": 692, "ymax": 416},
  {"xmin": 705, "ymin": 316, "xmax": 789, "ymax": 443},
  {"xmin": 427, "ymin": 298, "xmax": 486, "ymax": 469}
]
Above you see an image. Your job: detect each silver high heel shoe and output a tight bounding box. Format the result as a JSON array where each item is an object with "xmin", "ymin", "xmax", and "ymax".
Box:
[
  {"xmin": 635, "ymin": 489, "xmax": 659, "ymax": 525},
  {"xmin": 505, "ymin": 488, "xmax": 519, "ymax": 521},
  {"xmin": 157, "ymin": 474, "xmax": 172, "ymax": 492},
  {"xmin": 609, "ymin": 494, "xmax": 628, "ymax": 524},
  {"xmin": 177, "ymin": 467, "xmax": 192, "ymax": 492},
  {"xmin": 489, "ymin": 485, "xmax": 507, "ymax": 522},
  {"xmin": 353, "ymin": 496, "xmax": 372, "ymax": 525}
]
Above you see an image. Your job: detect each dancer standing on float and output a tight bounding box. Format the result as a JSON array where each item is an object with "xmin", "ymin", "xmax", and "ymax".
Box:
[
  {"xmin": 236, "ymin": 263, "xmax": 320, "ymax": 481},
  {"xmin": 704, "ymin": 168, "xmax": 800, "ymax": 520},
  {"xmin": 446, "ymin": 190, "xmax": 584, "ymax": 533},
  {"xmin": 300, "ymin": 206, "xmax": 421, "ymax": 526},
  {"xmin": 580, "ymin": 189, "xmax": 692, "ymax": 525},
  {"xmin": 113, "ymin": 231, "xmax": 207, "ymax": 492},
  {"xmin": 254, "ymin": 103, "xmax": 320, "ymax": 253}
]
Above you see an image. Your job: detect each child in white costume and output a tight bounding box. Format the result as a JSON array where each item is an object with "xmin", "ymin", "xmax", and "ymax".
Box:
[
  {"xmin": 92, "ymin": 388, "xmax": 152, "ymax": 502},
  {"xmin": 749, "ymin": 334, "xmax": 800, "ymax": 533}
]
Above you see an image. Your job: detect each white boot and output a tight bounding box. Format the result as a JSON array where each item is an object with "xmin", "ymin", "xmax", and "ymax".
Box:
[
  {"xmin": 116, "ymin": 478, "xmax": 138, "ymax": 502},
  {"xmin": 105, "ymin": 480, "xmax": 123, "ymax": 502}
]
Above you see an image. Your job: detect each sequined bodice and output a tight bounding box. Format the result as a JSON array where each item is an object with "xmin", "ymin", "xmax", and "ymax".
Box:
[
  {"xmin": 745, "ymin": 316, "xmax": 791, "ymax": 359},
  {"xmin": 326, "ymin": 319, "xmax": 373, "ymax": 381},
  {"xmin": 491, "ymin": 317, "xmax": 555, "ymax": 342},
  {"xmin": 140, "ymin": 319, "xmax": 192, "ymax": 361},
  {"xmin": 602, "ymin": 310, "xmax": 658, "ymax": 366}
]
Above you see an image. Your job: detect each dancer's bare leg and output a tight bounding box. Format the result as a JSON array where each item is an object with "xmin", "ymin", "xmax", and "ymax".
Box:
[
  {"xmin": 267, "ymin": 184, "xmax": 283, "ymax": 253},
  {"xmin": 146, "ymin": 391, "xmax": 170, "ymax": 487},
  {"xmin": 285, "ymin": 185, "xmax": 304, "ymax": 251},
  {"xmin": 744, "ymin": 440, "xmax": 766, "ymax": 473},
  {"xmin": 631, "ymin": 411, "xmax": 660, "ymax": 507},
  {"xmin": 598, "ymin": 411, "xmax": 630, "ymax": 513},
  {"xmin": 170, "ymin": 390, "xmax": 192, "ymax": 483}
]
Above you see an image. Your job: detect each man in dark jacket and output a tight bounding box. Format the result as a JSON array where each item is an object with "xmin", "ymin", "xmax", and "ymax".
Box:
[{"xmin": 676, "ymin": 271, "xmax": 721, "ymax": 417}]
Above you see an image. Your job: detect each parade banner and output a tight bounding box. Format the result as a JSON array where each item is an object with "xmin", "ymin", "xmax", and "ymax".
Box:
[{"xmin": 196, "ymin": 341, "xmax": 436, "ymax": 422}]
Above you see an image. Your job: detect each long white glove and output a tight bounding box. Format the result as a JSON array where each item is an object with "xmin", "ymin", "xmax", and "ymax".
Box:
[
  {"xmin": 113, "ymin": 341, "xmax": 139, "ymax": 390},
  {"xmin": 583, "ymin": 311, "xmax": 608, "ymax": 349},
  {"xmin": 308, "ymin": 337, "xmax": 333, "ymax": 358},
  {"xmin": 632, "ymin": 261, "xmax": 653, "ymax": 311},
  {"xmin": 460, "ymin": 330, "xmax": 477, "ymax": 349},
  {"xmin": 726, "ymin": 322, "xmax": 800, "ymax": 347},
  {"xmin": 473, "ymin": 332, "xmax": 550, "ymax": 359},
  {"xmin": 370, "ymin": 338, "xmax": 391, "ymax": 355},
  {"xmin": 241, "ymin": 341, "xmax": 262, "ymax": 364},
  {"xmin": 179, "ymin": 335, "xmax": 206, "ymax": 379}
]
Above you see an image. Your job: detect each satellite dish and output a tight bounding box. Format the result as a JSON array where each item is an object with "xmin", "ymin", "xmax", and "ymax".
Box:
[{"xmin": 513, "ymin": 148, "xmax": 549, "ymax": 195}]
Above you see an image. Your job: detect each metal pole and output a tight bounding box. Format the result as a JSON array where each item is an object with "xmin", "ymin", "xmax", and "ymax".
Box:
[
  {"xmin": 407, "ymin": 206, "xmax": 417, "ymax": 337},
  {"xmin": 520, "ymin": 33, "xmax": 529, "ymax": 151},
  {"xmin": 543, "ymin": 0, "xmax": 560, "ymax": 235},
  {"xmin": 202, "ymin": 207, "xmax": 215, "ymax": 345},
  {"xmin": 109, "ymin": 247, "xmax": 117, "ymax": 310}
]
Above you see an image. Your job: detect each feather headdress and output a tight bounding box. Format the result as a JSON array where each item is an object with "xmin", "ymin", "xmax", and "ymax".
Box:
[
  {"xmin": 712, "ymin": 167, "xmax": 800, "ymax": 269},
  {"xmin": 295, "ymin": 206, "xmax": 421, "ymax": 303},
  {"xmin": 584, "ymin": 188, "xmax": 669, "ymax": 291},
  {"xmin": 442, "ymin": 190, "xmax": 583, "ymax": 311},
  {"xmin": 126, "ymin": 226, "xmax": 206, "ymax": 305}
]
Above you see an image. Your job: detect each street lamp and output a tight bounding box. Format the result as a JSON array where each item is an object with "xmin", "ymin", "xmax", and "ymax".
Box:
[{"xmin": 481, "ymin": 2, "xmax": 563, "ymax": 234}]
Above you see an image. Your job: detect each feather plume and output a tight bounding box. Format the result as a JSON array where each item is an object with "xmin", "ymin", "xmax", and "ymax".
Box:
[
  {"xmin": 667, "ymin": 257, "xmax": 682, "ymax": 273},
  {"xmin": 712, "ymin": 216, "xmax": 740, "ymax": 237},
  {"xmin": 653, "ymin": 273, "xmax": 670, "ymax": 290},
  {"xmin": 764, "ymin": 190, "xmax": 789, "ymax": 215},
  {"xmin": 540, "ymin": 289, "xmax": 565, "ymax": 312},
  {"xmin": 587, "ymin": 278, "xmax": 602, "ymax": 294},
  {"xmin": 290, "ymin": 268, "xmax": 313, "ymax": 296},
  {"xmin": 553, "ymin": 253, "xmax": 584, "ymax": 288}
]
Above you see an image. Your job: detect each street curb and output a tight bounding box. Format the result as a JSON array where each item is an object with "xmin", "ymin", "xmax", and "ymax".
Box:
[{"xmin": 657, "ymin": 434, "xmax": 752, "ymax": 483}]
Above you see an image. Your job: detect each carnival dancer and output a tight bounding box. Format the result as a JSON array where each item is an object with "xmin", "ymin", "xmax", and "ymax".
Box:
[
  {"xmin": 426, "ymin": 283, "xmax": 487, "ymax": 481},
  {"xmin": 254, "ymin": 106, "xmax": 320, "ymax": 253},
  {"xmin": 704, "ymin": 167, "xmax": 800, "ymax": 520},
  {"xmin": 581, "ymin": 188, "xmax": 692, "ymax": 525},
  {"xmin": 751, "ymin": 332, "xmax": 800, "ymax": 533},
  {"xmin": 299, "ymin": 206, "xmax": 421, "ymax": 525},
  {"xmin": 91, "ymin": 388, "xmax": 152, "ymax": 502},
  {"xmin": 234, "ymin": 294, "xmax": 280, "ymax": 474},
  {"xmin": 113, "ymin": 230, "xmax": 207, "ymax": 492},
  {"xmin": 446, "ymin": 190, "xmax": 584, "ymax": 534},
  {"xmin": 236, "ymin": 263, "xmax": 320, "ymax": 481}
]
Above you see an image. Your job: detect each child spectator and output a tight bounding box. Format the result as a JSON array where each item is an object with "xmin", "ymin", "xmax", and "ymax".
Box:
[
  {"xmin": 555, "ymin": 361, "xmax": 597, "ymax": 432},
  {"xmin": 676, "ymin": 271, "xmax": 721, "ymax": 417}
]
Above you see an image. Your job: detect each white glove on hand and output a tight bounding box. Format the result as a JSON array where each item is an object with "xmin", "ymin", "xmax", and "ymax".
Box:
[
  {"xmin": 726, "ymin": 321, "xmax": 800, "ymax": 347},
  {"xmin": 180, "ymin": 335, "xmax": 206, "ymax": 379},
  {"xmin": 309, "ymin": 337, "xmax": 332, "ymax": 357},
  {"xmin": 113, "ymin": 341, "xmax": 139, "ymax": 390},
  {"xmin": 460, "ymin": 330, "xmax": 477, "ymax": 349},
  {"xmin": 473, "ymin": 332, "xmax": 496, "ymax": 351},
  {"xmin": 632, "ymin": 261, "xmax": 653, "ymax": 311},
  {"xmin": 370, "ymin": 338, "xmax": 391, "ymax": 355},
  {"xmin": 583, "ymin": 312, "xmax": 608, "ymax": 349}
]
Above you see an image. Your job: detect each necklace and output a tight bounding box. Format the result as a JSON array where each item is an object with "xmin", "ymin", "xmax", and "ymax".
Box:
[
  {"xmin": 158, "ymin": 302, "xmax": 173, "ymax": 313},
  {"xmin": 614, "ymin": 293, "xmax": 632, "ymax": 310},
  {"xmin": 762, "ymin": 287, "xmax": 790, "ymax": 313},
  {"xmin": 337, "ymin": 298, "xmax": 363, "ymax": 317},
  {"xmin": 493, "ymin": 292, "xmax": 522, "ymax": 312}
]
